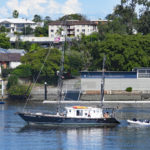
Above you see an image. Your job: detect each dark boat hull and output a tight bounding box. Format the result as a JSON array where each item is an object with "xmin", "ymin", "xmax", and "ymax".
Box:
[{"xmin": 17, "ymin": 112, "xmax": 120, "ymax": 127}]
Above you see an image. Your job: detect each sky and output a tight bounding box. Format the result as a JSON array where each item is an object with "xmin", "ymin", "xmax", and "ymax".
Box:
[{"xmin": 0, "ymin": 0, "xmax": 120, "ymax": 20}]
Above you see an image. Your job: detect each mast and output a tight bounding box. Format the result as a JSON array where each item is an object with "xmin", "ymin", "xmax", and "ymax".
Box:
[
  {"xmin": 58, "ymin": 46, "xmax": 64, "ymax": 96},
  {"xmin": 100, "ymin": 55, "xmax": 106, "ymax": 107},
  {"xmin": 57, "ymin": 20, "xmax": 67, "ymax": 112},
  {"xmin": 57, "ymin": 39, "xmax": 65, "ymax": 111}
]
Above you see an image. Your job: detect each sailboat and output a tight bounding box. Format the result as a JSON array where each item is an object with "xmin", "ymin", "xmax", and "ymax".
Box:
[{"xmin": 17, "ymin": 49, "xmax": 120, "ymax": 126}]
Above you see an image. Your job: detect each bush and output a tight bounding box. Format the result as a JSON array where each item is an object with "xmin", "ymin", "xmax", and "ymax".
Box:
[
  {"xmin": 8, "ymin": 84, "xmax": 31, "ymax": 99},
  {"xmin": 126, "ymin": 87, "xmax": 132, "ymax": 92},
  {"xmin": 7, "ymin": 75, "xmax": 18, "ymax": 89}
]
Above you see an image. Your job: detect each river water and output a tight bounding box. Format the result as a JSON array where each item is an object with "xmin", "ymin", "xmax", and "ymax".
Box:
[{"xmin": 1, "ymin": 101, "xmax": 150, "ymax": 150}]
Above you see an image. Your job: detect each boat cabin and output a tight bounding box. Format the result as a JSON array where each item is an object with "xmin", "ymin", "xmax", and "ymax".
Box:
[{"xmin": 65, "ymin": 106, "xmax": 103, "ymax": 118}]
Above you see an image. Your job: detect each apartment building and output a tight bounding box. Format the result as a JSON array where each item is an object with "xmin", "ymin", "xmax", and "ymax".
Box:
[{"xmin": 48, "ymin": 20, "xmax": 98, "ymax": 39}]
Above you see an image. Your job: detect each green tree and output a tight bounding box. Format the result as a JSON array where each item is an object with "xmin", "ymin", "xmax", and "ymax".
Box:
[
  {"xmin": 0, "ymin": 26, "xmax": 7, "ymax": 32},
  {"xmin": 11, "ymin": 64, "xmax": 32, "ymax": 78},
  {"xmin": 44, "ymin": 16, "xmax": 52, "ymax": 26},
  {"xmin": 70, "ymin": 34, "xmax": 94, "ymax": 70},
  {"xmin": 21, "ymin": 47, "xmax": 67, "ymax": 84},
  {"xmin": 7, "ymin": 75, "xmax": 18, "ymax": 90},
  {"xmin": 0, "ymin": 33, "xmax": 11, "ymax": 49},
  {"xmin": 59, "ymin": 14, "xmax": 87, "ymax": 21},
  {"xmin": 56, "ymin": 27, "xmax": 63, "ymax": 36},
  {"xmin": 34, "ymin": 26, "xmax": 47, "ymax": 37},
  {"xmin": 22, "ymin": 25, "xmax": 33, "ymax": 35},
  {"xmin": 66, "ymin": 50, "xmax": 83, "ymax": 75},
  {"xmin": 70, "ymin": 33, "xmax": 150, "ymax": 71},
  {"xmin": 105, "ymin": 3, "xmax": 138, "ymax": 34},
  {"xmin": 33, "ymin": 14, "xmax": 42, "ymax": 22},
  {"xmin": 13, "ymin": 10, "xmax": 19, "ymax": 18},
  {"xmin": 93, "ymin": 34, "xmax": 150, "ymax": 71}
]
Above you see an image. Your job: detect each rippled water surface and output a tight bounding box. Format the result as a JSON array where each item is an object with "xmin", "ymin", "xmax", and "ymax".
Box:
[{"xmin": 1, "ymin": 101, "xmax": 150, "ymax": 150}]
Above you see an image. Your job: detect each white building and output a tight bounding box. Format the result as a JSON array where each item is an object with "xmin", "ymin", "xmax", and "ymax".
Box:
[
  {"xmin": 0, "ymin": 53, "xmax": 21, "ymax": 69},
  {"xmin": 0, "ymin": 18, "xmax": 36, "ymax": 33},
  {"xmin": 0, "ymin": 48, "xmax": 26, "ymax": 75},
  {"xmin": 48, "ymin": 20, "xmax": 98, "ymax": 39}
]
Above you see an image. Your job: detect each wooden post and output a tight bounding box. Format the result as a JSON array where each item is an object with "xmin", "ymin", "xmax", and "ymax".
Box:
[{"xmin": 44, "ymin": 82, "xmax": 47, "ymax": 100}]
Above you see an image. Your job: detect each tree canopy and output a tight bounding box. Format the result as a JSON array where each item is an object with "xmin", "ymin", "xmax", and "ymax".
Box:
[
  {"xmin": 21, "ymin": 46, "xmax": 63, "ymax": 84},
  {"xmin": 12, "ymin": 10, "xmax": 19, "ymax": 18},
  {"xmin": 33, "ymin": 14, "xmax": 42, "ymax": 22},
  {"xmin": 58, "ymin": 14, "xmax": 87, "ymax": 21},
  {"xmin": 0, "ymin": 33, "xmax": 11, "ymax": 49},
  {"xmin": 70, "ymin": 33, "xmax": 150, "ymax": 71}
]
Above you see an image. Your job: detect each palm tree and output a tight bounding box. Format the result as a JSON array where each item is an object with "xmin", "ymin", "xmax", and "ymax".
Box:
[{"xmin": 13, "ymin": 10, "xmax": 19, "ymax": 18}]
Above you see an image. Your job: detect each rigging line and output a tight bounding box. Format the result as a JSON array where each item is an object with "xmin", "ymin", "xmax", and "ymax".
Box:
[{"xmin": 23, "ymin": 43, "xmax": 53, "ymax": 111}]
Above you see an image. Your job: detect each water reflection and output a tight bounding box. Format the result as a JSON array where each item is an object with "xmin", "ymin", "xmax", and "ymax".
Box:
[{"xmin": 18, "ymin": 125, "xmax": 116, "ymax": 150}]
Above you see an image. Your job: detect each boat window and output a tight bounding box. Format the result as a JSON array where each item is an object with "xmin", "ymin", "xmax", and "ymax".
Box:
[
  {"xmin": 76, "ymin": 110, "xmax": 83, "ymax": 116},
  {"xmin": 69, "ymin": 109, "xmax": 71, "ymax": 112}
]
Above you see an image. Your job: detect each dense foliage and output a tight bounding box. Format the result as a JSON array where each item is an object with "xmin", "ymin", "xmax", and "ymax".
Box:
[
  {"xmin": 8, "ymin": 85, "xmax": 30, "ymax": 99},
  {"xmin": 21, "ymin": 46, "xmax": 63, "ymax": 84},
  {"xmin": 12, "ymin": 10, "xmax": 19, "ymax": 18},
  {"xmin": 7, "ymin": 75, "xmax": 18, "ymax": 90},
  {"xmin": 7, "ymin": 75, "xmax": 31, "ymax": 99},
  {"xmin": 0, "ymin": 33, "xmax": 11, "ymax": 48},
  {"xmin": 70, "ymin": 33, "xmax": 150, "ymax": 71},
  {"xmin": 58, "ymin": 14, "xmax": 87, "ymax": 21},
  {"xmin": 12, "ymin": 64, "xmax": 32, "ymax": 78}
]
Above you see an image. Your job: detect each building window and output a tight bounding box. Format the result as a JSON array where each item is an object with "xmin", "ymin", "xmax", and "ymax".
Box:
[
  {"xmin": 82, "ymin": 29, "xmax": 85, "ymax": 32},
  {"xmin": 51, "ymin": 29, "xmax": 54, "ymax": 32},
  {"xmin": 17, "ymin": 24, "xmax": 24, "ymax": 28},
  {"xmin": 77, "ymin": 29, "xmax": 79, "ymax": 32},
  {"xmin": 139, "ymin": 70, "xmax": 145, "ymax": 73},
  {"xmin": 4, "ymin": 24, "xmax": 10, "ymax": 28},
  {"xmin": 138, "ymin": 69, "xmax": 150, "ymax": 78}
]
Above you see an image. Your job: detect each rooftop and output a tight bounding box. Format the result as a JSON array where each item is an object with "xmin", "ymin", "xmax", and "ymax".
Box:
[
  {"xmin": 49, "ymin": 20, "xmax": 97, "ymax": 26},
  {"xmin": 0, "ymin": 18, "xmax": 35, "ymax": 24},
  {"xmin": 0, "ymin": 53, "xmax": 21, "ymax": 61},
  {"xmin": 0, "ymin": 48, "xmax": 26, "ymax": 56}
]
